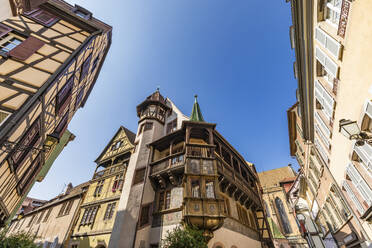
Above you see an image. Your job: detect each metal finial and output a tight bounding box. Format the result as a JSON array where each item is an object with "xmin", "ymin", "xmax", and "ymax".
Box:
[{"xmin": 156, "ymin": 86, "xmax": 160, "ymax": 92}]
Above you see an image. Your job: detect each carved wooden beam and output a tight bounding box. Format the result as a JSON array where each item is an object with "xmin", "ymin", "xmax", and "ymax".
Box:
[{"xmin": 156, "ymin": 175, "xmax": 166, "ymax": 189}]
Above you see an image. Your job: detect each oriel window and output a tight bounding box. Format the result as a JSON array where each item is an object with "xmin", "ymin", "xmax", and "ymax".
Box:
[
  {"xmin": 205, "ymin": 181, "xmax": 215, "ymax": 198},
  {"xmin": 191, "ymin": 179, "xmax": 200, "ymax": 198}
]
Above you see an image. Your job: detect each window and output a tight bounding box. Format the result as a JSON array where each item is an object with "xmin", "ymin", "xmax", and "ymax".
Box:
[
  {"xmin": 111, "ymin": 141, "xmax": 122, "ymax": 151},
  {"xmin": 0, "ymin": 110, "xmax": 10, "ymax": 126},
  {"xmin": 139, "ymin": 204, "xmax": 151, "ymax": 227},
  {"xmin": 264, "ymin": 201, "xmax": 270, "ymax": 217},
  {"xmin": 94, "ymin": 180, "xmax": 104, "ymax": 197},
  {"xmin": 171, "ymin": 154, "xmax": 184, "ymax": 166},
  {"xmin": 346, "ymin": 163, "xmax": 372, "ymax": 207},
  {"xmin": 104, "ymin": 202, "xmax": 116, "ymax": 220},
  {"xmin": 314, "ymin": 80, "xmax": 335, "ymax": 122},
  {"xmin": 133, "ymin": 168, "xmax": 146, "ymax": 185},
  {"xmin": 205, "ymin": 181, "xmax": 215, "ymax": 198},
  {"xmin": 80, "ymin": 206, "xmax": 99, "ymax": 225},
  {"xmin": 24, "ymin": 9, "xmax": 59, "ymax": 27},
  {"xmin": 144, "ymin": 122, "xmax": 153, "ymax": 131},
  {"xmin": 275, "ymin": 197, "xmax": 292, "ymax": 234},
  {"xmin": 112, "ymin": 174, "xmax": 124, "ymax": 192},
  {"xmin": 223, "ymin": 195, "xmax": 230, "ymax": 216},
  {"xmin": 324, "ymin": 0, "xmax": 341, "ymax": 27},
  {"xmin": 158, "ymin": 190, "xmax": 171, "ymax": 211},
  {"xmin": 166, "ymin": 119, "xmax": 177, "ymax": 134},
  {"xmin": 63, "ymin": 200, "xmax": 74, "ymax": 215},
  {"xmin": 43, "ymin": 208, "xmax": 52, "ymax": 222},
  {"xmin": 314, "ymin": 137, "xmax": 329, "ymax": 164},
  {"xmin": 315, "ymin": 27, "xmax": 341, "ymax": 59},
  {"xmin": 1, "ymin": 37, "xmax": 21, "ymax": 53},
  {"xmin": 58, "ymin": 202, "xmax": 67, "ymax": 217},
  {"xmin": 80, "ymin": 53, "xmax": 92, "ymax": 81},
  {"xmin": 191, "ymin": 179, "xmax": 200, "ymax": 198},
  {"xmin": 343, "ymin": 180, "xmax": 365, "ymax": 215},
  {"xmin": 315, "ymin": 46, "xmax": 338, "ymax": 78},
  {"xmin": 74, "ymin": 86, "xmax": 85, "ymax": 110},
  {"xmin": 56, "ymin": 75, "xmax": 74, "ymax": 116}
]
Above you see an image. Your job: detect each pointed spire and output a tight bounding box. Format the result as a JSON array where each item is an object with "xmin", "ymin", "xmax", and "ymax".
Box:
[{"xmin": 190, "ymin": 94, "xmax": 205, "ymax": 122}]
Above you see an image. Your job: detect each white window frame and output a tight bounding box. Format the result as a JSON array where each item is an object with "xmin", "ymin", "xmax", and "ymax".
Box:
[
  {"xmin": 315, "ymin": 46, "xmax": 339, "ymax": 78},
  {"xmin": 315, "ymin": 137, "xmax": 329, "ymax": 164},
  {"xmin": 343, "ymin": 180, "xmax": 365, "ymax": 215},
  {"xmin": 324, "ymin": 0, "xmax": 342, "ymax": 28},
  {"xmin": 315, "ymin": 26, "xmax": 342, "ymax": 60},
  {"xmin": 346, "ymin": 162, "xmax": 372, "ymax": 207}
]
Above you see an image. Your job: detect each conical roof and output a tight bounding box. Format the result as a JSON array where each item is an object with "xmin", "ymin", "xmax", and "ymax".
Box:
[{"xmin": 190, "ymin": 95, "xmax": 204, "ymax": 122}]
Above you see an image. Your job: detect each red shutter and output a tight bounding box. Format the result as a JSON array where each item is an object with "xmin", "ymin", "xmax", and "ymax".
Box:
[
  {"xmin": 9, "ymin": 36, "xmax": 44, "ymax": 61},
  {"xmin": 0, "ymin": 24, "xmax": 12, "ymax": 38}
]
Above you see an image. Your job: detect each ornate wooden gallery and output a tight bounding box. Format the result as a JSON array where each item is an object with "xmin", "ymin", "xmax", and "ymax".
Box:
[
  {"xmin": 109, "ymin": 91, "xmax": 273, "ymax": 248},
  {"xmin": 0, "ymin": 0, "xmax": 111, "ymax": 225}
]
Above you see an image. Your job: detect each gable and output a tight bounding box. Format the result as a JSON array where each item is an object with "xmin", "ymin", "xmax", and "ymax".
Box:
[{"xmin": 95, "ymin": 127, "xmax": 134, "ymax": 164}]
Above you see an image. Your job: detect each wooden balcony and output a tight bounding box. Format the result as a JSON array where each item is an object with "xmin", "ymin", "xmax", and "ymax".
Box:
[
  {"xmin": 92, "ymin": 163, "xmax": 125, "ymax": 180},
  {"xmin": 186, "ymin": 144, "xmax": 214, "ymax": 159}
]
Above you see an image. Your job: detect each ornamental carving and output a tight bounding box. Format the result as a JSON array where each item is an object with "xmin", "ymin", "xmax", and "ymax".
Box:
[{"xmin": 337, "ymin": 0, "xmax": 351, "ymax": 38}]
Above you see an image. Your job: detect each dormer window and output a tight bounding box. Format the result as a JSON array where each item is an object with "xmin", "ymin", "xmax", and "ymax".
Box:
[{"xmin": 72, "ymin": 5, "xmax": 92, "ymax": 20}]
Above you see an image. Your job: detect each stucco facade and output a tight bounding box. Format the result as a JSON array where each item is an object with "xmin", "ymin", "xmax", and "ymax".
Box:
[
  {"xmin": 7, "ymin": 182, "xmax": 88, "ymax": 247},
  {"xmin": 287, "ymin": 0, "xmax": 372, "ymax": 247}
]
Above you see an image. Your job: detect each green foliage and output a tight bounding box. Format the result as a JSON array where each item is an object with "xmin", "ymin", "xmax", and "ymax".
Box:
[
  {"xmin": 0, "ymin": 228, "xmax": 40, "ymax": 248},
  {"xmin": 161, "ymin": 225, "xmax": 208, "ymax": 248}
]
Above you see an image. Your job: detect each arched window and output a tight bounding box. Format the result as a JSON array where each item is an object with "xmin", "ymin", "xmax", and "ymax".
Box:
[
  {"xmin": 275, "ymin": 197, "xmax": 292, "ymax": 234},
  {"xmin": 264, "ymin": 201, "xmax": 270, "ymax": 217}
]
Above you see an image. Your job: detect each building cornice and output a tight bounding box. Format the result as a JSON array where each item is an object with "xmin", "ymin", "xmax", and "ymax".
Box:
[{"xmin": 290, "ymin": 0, "xmax": 314, "ymax": 142}]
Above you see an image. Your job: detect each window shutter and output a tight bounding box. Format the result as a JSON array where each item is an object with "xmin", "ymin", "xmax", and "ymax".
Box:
[
  {"xmin": 346, "ymin": 163, "xmax": 372, "ymax": 206},
  {"xmin": 343, "ymin": 181, "xmax": 364, "ymax": 215},
  {"xmin": 9, "ymin": 36, "xmax": 44, "ymax": 61},
  {"xmin": 0, "ymin": 24, "xmax": 12, "ymax": 38},
  {"xmin": 315, "ymin": 46, "xmax": 339, "ymax": 78},
  {"xmin": 314, "ymin": 80, "xmax": 334, "ymax": 120},
  {"xmin": 315, "ymin": 27, "xmax": 341, "ymax": 59},
  {"xmin": 315, "ymin": 137, "xmax": 329, "ymax": 163},
  {"xmin": 314, "ymin": 112, "xmax": 331, "ymax": 138}
]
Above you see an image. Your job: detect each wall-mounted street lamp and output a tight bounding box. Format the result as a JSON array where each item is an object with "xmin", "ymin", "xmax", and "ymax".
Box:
[
  {"xmin": 339, "ymin": 119, "xmax": 372, "ymax": 146},
  {"xmin": 0, "ymin": 134, "xmax": 59, "ymax": 154}
]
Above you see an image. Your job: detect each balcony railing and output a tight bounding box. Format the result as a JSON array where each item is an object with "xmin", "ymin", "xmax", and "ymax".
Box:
[
  {"xmin": 151, "ymin": 153, "xmax": 185, "ymax": 174},
  {"xmin": 93, "ymin": 163, "xmax": 125, "ymax": 180},
  {"xmin": 186, "ymin": 145, "xmax": 214, "ymax": 158}
]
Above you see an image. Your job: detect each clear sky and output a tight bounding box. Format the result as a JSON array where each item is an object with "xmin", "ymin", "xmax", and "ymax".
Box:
[{"xmin": 29, "ymin": 0, "xmax": 298, "ymax": 199}]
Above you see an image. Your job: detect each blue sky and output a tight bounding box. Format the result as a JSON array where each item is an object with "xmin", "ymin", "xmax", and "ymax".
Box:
[{"xmin": 29, "ymin": 0, "xmax": 298, "ymax": 199}]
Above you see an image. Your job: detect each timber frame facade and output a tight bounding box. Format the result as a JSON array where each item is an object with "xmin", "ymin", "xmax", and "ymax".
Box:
[
  {"xmin": 69, "ymin": 126, "xmax": 135, "ymax": 248},
  {"xmin": 0, "ymin": 0, "xmax": 112, "ymax": 225}
]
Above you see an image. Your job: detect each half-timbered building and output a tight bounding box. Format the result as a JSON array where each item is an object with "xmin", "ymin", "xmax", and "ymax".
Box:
[
  {"xmin": 0, "ymin": 0, "xmax": 112, "ymax": 225},
  {"xmin": 69, "ymin": 126, "xmax": 135, "ymax": 248},
  {"xmin": 108, "ymin": 91, "xmax": 273, "ymax": 248}
]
